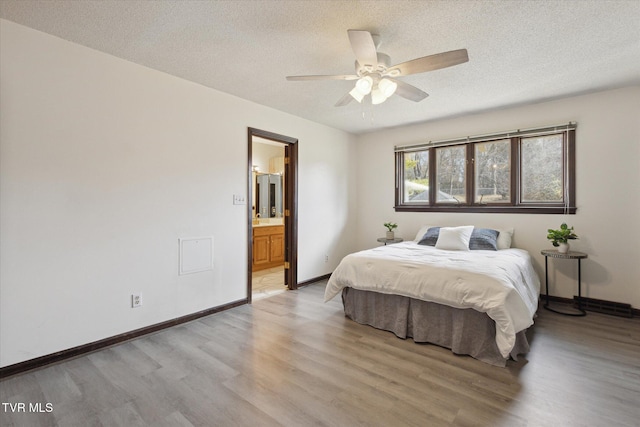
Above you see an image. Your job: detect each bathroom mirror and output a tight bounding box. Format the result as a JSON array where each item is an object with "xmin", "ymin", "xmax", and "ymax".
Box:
[{"xmin": 255, "ymin": 173, "xmax": 283, "ymax": 218}]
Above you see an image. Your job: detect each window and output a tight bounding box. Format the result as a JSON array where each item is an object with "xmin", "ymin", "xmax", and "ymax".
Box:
[
  {"xmin": 436, "ymin": 145, "xmax": 466, "ymax": 204},
  {"xmin": 474, "ymin": 139, "xmax": 510, "ymax": 204},
  {"xmin": 394, "ymin": 124, "xmax": 576, "ymax": 214},
  {"xmin": 520, "ymin": 135, "xmax": 564, "ymax": 203},
  {"xmin": 402, "ymin": 150, "xmax": 429, "ymax": 203}
]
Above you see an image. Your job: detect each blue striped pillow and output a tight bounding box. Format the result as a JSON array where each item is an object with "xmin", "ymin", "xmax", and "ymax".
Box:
[
  {"xmin": 417, "ymin": 227, "xmax": 440, "ymax": 246},
  {"xmin": 469, "ymin": 228, "xmax": 500, "ymax": 251}
]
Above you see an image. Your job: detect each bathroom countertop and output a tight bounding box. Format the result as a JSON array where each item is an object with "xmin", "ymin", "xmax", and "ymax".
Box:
[{"xmin": 252, "ymin": 221, "xmax": 284, "ymax": 227}]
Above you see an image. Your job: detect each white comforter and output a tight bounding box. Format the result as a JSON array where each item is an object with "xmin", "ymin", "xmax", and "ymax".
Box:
[{"xmin": 324, "ymin": 242, "xmax": 540, "ymax": 358}]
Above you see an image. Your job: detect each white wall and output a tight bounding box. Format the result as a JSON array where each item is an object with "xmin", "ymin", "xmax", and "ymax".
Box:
[
  {"xmin": 355, "ymin": 86, "xmax": 640, "ymax": 309},
  {"xmin": 0, "ymin": 20, "xmax": 357, "ymax": 367},
  {"xmin": 252, "ymin": 140, "xmax": 283, "ymax": 174}
]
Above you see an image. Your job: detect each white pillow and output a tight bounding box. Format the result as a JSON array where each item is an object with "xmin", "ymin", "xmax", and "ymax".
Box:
[
  {"xmin": 435, "ymin": 226, "xmax": 474, "ymax": 251},
  {"xmin": 496, "ymin": 228, "xmax": 514, "ymax": 249},
  {"xmin": 413, "ymin": 225, "xmax": 434, "ymax": 242}
]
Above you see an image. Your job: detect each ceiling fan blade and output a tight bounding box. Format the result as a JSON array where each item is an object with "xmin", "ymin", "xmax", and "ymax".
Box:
[
  {"xmin": 335, "ymin": 92, "xmax": 354, "ymax": 107},
  {"xmin": 286, "ymin": 74, "xmax": 359, "ymax": 81},
  {"xmin": 389, "ymin": 49, "xmax": 468, "ymax": 76},
  {"xmin": 347, "ymin": 30, "xmax": 378, "ymax": 69},
  {"xmin": 388, "ymin": 78, "xmax": 429, "ymax": 102}
]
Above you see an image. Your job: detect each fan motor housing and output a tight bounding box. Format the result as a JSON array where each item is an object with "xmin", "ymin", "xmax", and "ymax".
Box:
[{"xmin": 355, "ymin": 52, "xmax": 391, "ymax": 76}]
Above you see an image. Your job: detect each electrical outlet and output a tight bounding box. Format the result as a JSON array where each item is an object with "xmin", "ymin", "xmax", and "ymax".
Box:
[
  {"xmin": 132, "ymin": 293, "xmax": 142, "ymax": 308},
  {"xmin": 324, "ymin": 255, "xmax": 329, "ymax": 263}
]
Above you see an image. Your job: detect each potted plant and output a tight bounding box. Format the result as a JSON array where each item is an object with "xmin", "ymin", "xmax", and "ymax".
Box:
[
  {"xmin": 547, "ymin": 223, "xmax": 578, "ymax": 253},
  {"xmin": 384, "ymin": 222, "xmax": 398, "ymax": 240}
]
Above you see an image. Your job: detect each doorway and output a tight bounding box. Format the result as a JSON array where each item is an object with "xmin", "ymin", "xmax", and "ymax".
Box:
[{"xmin": 247, "ymin": 128, "xmax": 298, "ymax": 303}]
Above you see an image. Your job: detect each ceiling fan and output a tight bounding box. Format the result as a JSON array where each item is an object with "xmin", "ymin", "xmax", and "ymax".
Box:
[{"xmin": 286, "ymin": 30, "xmax": 469, "ymax": 106}]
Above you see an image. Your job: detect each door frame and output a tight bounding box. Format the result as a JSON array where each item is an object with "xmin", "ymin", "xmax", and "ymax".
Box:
[{"xmin": 247, "ymin": 128, "xmax": 298, "ymax": 302}]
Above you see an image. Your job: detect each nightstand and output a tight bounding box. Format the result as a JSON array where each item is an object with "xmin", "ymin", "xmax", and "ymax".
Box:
[
  {"xmin": 377, "ymin": 237, "xmax": 403, "ymax": 245},
  {"xmin": 541, "ymin": 249, "xmax": 588, "ymax": 316}
]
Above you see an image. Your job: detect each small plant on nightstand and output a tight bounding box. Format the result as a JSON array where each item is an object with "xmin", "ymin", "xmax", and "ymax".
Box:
[
  {"xmin": 547, "ymin": 223, "xmax": 578, "ymax": 254},
  {"xmin": 384, "ymin": 222, "xmax": 398, "ymax": 240}
]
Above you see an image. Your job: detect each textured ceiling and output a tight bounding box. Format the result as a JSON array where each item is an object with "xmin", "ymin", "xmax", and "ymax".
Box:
[{"xmin": 1, "ymin": 1, "xmax": 639, "ymax": 134}]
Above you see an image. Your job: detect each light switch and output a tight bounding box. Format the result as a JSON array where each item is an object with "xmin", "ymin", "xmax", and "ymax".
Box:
[{"xmin": 233, "ymin": 194, "xmax": 246, "ymax": 205}]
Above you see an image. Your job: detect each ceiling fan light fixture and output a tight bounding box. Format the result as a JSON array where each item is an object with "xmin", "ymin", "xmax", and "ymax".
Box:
[
  {"xmin": 371, "ymin": 87, "xmax": 388, "ymax": 105},
  {"xmin": 355, "ymin": 76, "xmax": 373, "ymax": 94},
  {"xmin": 378, "ymin": 78, "xmax": 398, "ymax": 97},
  {"xmin": 349, "ymin": 86, "xmax": 365, "ymax": 103}
]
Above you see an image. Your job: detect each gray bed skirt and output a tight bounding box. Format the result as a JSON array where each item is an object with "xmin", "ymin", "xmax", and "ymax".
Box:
[{"xmin": 342, "ymin": 287, "xmax": 530, "ymax": 367}]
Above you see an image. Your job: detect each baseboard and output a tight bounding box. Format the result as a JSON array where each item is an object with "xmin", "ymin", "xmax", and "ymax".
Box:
[
  {"xmin": 541, "ymin": 294, "xmax": 638, "ymax": 317},
  {"xmin": 0, "ymin": 298, "xmax": 248, "ymax": 379},
  {"xmin": 297, "ymin": 273, "xmax": 331, "ymax": 288},
  {"xmin": 298, "ymin": 273, "xmax": 331, "ymax": 288}
]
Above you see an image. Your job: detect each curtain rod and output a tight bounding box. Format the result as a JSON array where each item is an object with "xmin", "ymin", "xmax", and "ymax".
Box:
[{"xmin": 394, "ymin": 122, "xmax": 577, "ymax": 152}]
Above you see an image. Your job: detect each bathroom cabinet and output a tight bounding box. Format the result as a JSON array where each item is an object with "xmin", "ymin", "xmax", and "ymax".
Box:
[{"xmin": 252, "ymin": 225, "xmax": 284, "ymax": 271}]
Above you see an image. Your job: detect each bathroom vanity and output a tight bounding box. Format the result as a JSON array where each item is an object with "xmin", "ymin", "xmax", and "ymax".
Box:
[{"xmin": 252, "ymin": 224, "xmax": 285, "ymax": 271}]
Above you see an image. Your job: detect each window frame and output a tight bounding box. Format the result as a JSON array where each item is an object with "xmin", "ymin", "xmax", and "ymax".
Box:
[{"xmin": 394, "ymin": 127, "xmax": 576, "ymax": 214}]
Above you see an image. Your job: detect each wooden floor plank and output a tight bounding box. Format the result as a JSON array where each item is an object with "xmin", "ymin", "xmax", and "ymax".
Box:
[{"xmin": 1, "ymin": 280, "xmax": 639, "ymax": 426}]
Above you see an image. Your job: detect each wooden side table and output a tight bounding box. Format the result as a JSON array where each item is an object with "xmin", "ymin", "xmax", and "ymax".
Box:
[
  {"xmin": 377, "ymin": 237, "xmax": 403, "ymax": 245},
  {"xmin": 541, "ymin": 249, "xmax": 588, "ymax": 316}
]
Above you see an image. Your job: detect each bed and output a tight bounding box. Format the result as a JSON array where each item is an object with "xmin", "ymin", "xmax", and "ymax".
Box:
[{"xmin": 324, "ymin": 226, "xmax": 540, "ymax": 367}]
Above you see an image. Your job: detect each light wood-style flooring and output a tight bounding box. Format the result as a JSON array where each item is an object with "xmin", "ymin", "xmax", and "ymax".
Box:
[{"xmin": 1, "ymin": 281, "xmax": 639, "ymax": 426}]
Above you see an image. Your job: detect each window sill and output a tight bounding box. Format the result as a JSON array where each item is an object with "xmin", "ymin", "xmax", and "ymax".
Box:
[{"xmin": 394, "ymin": 205, "xmax": 577, "ymax": 214}]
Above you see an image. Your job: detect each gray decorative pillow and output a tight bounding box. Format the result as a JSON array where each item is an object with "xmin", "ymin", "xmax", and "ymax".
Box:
[
  {"xmin": 417, "ymin": 227, "xmax": 440, "ymax": 246},
  {"xmin": 469, "ymin": 228, "xmax": 500, "ymax": 251}
]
